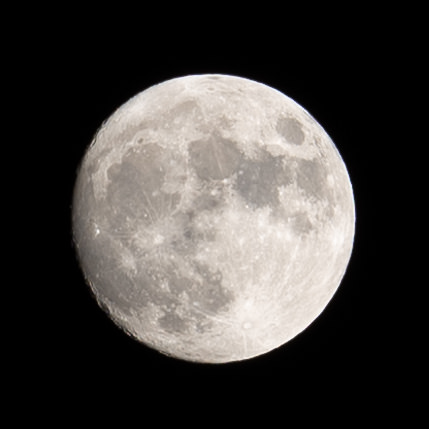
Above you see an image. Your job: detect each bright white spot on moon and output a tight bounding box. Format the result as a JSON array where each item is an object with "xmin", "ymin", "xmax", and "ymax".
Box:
[
  {"xmin": 153, "ymin": 234, "xmax": 164, "ymax": 245},
  {"xmin": 72, "ymin": 74, "xmax": 355, "ymax": 363}
]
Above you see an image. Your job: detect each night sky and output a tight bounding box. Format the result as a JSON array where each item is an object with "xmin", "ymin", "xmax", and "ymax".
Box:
[{"xmin": 20, "ymin": 9, "xmax": 408, "ymax": 422}]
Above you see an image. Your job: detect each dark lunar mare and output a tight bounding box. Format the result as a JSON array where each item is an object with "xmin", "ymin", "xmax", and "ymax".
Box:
[
  {"xmin": 235, "ymin": 151, "xmax": 292, "ymax": 210},
  {"xmin": 187, "ymin": 132, "xmax": 336, "ymax": 234},
  {"xmin": 276, "ymin": 116, "xmax": 305, "ymax": 145}
]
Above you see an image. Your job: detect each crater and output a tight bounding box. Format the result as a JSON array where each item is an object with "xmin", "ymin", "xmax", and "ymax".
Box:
[
  {"xmin": 276, "ymin": 116, "xmax": 305, "ymax": 145},
  {"xmin": 189, "ymin": 135, "xmax": 241, "ymax": 181},
  {"xmin": 158, "ymin": 312, "xmax": 188, "ymax": 333}
]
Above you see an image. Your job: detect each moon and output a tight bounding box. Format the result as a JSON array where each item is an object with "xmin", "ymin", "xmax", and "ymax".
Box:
[{"xmin": 72, "ymin": 74, "xmax": 355, "ymax": 363}]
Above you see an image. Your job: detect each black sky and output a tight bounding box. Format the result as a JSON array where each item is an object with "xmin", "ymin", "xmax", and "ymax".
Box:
[{"xmin": 18, "ymin": 10, "xmax": 411, "ymax": 422}]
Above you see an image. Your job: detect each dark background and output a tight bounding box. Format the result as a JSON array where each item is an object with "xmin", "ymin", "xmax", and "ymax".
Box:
[{"xmin": 16, "ymin": 6, "xmax": 417, "ymax": 423}]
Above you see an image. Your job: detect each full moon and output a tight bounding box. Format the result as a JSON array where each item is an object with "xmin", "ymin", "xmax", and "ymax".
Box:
[{"xmin": 72, "ymin": 74, "xmax": 355, "ymax": 363}]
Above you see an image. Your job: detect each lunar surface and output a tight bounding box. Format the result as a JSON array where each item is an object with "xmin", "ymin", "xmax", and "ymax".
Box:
[{"xmin": 72, "ymin": 74, "xmax": 355, "ymax": 363}]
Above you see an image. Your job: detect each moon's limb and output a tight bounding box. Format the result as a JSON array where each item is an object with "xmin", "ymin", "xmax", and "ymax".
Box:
[{"xmin": 72, "ymin": 74, "xmax": 355, "ymax": 363}]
